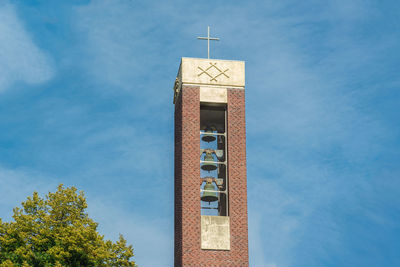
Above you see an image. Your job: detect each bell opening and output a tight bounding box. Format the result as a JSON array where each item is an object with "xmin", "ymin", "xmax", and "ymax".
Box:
[{"xmin": 200, "ymin": 104, "xmax": 229, "ymax": 217}]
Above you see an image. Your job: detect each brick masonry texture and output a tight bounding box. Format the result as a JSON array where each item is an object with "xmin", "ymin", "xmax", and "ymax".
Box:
[{"xmin": 175, "ymin": 86, "xmax": 249, "ymax": 267}]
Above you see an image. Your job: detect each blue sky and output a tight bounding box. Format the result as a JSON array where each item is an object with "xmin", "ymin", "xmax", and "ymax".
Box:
[{"xmin": 0, "ymin": 0, "xmax": 399, "ymax": 266}]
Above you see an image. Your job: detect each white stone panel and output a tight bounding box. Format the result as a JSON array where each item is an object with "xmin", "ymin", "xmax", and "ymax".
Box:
[
  {"xmin": 201, "ymin": 215, "xmax": 230, "ymax": 250},
  {"xmin": 200, "ymin": 86, "xmax": 227, "ymax": 103}
]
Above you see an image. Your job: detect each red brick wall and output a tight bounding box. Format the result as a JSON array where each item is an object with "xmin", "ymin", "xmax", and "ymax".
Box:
[
  {"xmin": 174, "ymin": 86, "xmax": 249, "ymax": 266},
  {"xmin": 175, "ymin": 85, "xmax": 201, "ymax": 266},
  {"xmin": 225, "ymin": 88, "xmax": 249, "ymax": 265}
]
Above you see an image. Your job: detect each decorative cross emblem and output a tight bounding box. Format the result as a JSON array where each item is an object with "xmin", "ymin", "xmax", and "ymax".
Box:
[
  {"xmin": 197, "ymin": 26, "xmax": 219, "ymax": 59},
  {"xmin": 198, "ymin": 62, "xmax": 229, "ymax": 82}
]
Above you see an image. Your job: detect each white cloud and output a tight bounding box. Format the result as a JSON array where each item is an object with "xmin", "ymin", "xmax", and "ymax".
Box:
[
  {"xmin": 0, "ymin": 166, "xmax": 56, "ymax": 221},
  {"xmin": 0, "ymin": 2, "xmax": 53, "ymax": 92},
  {"xmin": 87, "ymin": 198, "xmax": 172, "ymax": 267},
  {"xmin": 73, "ymin": 0, "xmax": 152, "ymax": 90}
]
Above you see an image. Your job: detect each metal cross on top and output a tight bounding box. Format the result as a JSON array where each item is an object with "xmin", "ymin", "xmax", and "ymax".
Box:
[{"xmin": 197, "ymin": 26, "xmax": 219, "ymax": 59}]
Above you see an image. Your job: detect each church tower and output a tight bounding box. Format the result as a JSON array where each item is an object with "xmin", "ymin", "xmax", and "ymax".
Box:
[{"xmin": 173, "ymin": 29, "xmax": 248, "ymax": 267}]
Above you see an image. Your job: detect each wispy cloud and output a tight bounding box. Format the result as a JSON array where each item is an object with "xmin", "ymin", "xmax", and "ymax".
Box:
[
  {"xmin": 243, "ymin": 1, "xmax": 400, "ymax": 266},
  {"xmin": 73, "ymin": 0, "xmax": 174, "ymax": 92},
  {"xmin": 0, "ymin": 2, "xmax": 54, "ymax": 92},
  {"xmin": 87, "ymin": 198, "xmax": 172, "ymax": 267},
  {"xmin": 0, "ymin": 165, "xmax": 56, "ymax": 221}
]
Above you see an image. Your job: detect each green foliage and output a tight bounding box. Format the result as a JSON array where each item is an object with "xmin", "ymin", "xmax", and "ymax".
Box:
[{"xmin": 0, "ymin": 185, "xmax": 136, "ymax": 266}]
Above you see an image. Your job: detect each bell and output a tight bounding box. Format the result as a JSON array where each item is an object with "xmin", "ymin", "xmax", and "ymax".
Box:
[
  {"xmin": 201, "ymin": 182, "xmax": 218, "ymax": 203},
  {"xmin": 201, "ymin": 152, "xmax": 217, "ymax": 171},
  {"xmin": 202, "ymin": 127, "xmax": 216, "ymax": 143}
]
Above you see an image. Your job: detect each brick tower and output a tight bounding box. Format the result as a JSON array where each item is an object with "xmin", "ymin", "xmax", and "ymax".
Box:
[{"xmin": 173, "ymin": 57, "xmax": 248, "ymax": 266}]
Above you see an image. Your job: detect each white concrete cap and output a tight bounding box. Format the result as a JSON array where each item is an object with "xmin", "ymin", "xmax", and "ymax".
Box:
[
  {"xmin": 173, "ymin": 57, "xmax": 245, "ymax": 104},
  {"xmin": 181, "ymin": 57, "xmax": 245, "ymax": 87}
]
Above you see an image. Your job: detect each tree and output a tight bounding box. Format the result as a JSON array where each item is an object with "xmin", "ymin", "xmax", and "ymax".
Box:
[{"xmin": 0, "ymin": 185, "xmax": 136, "ymax": 266}]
